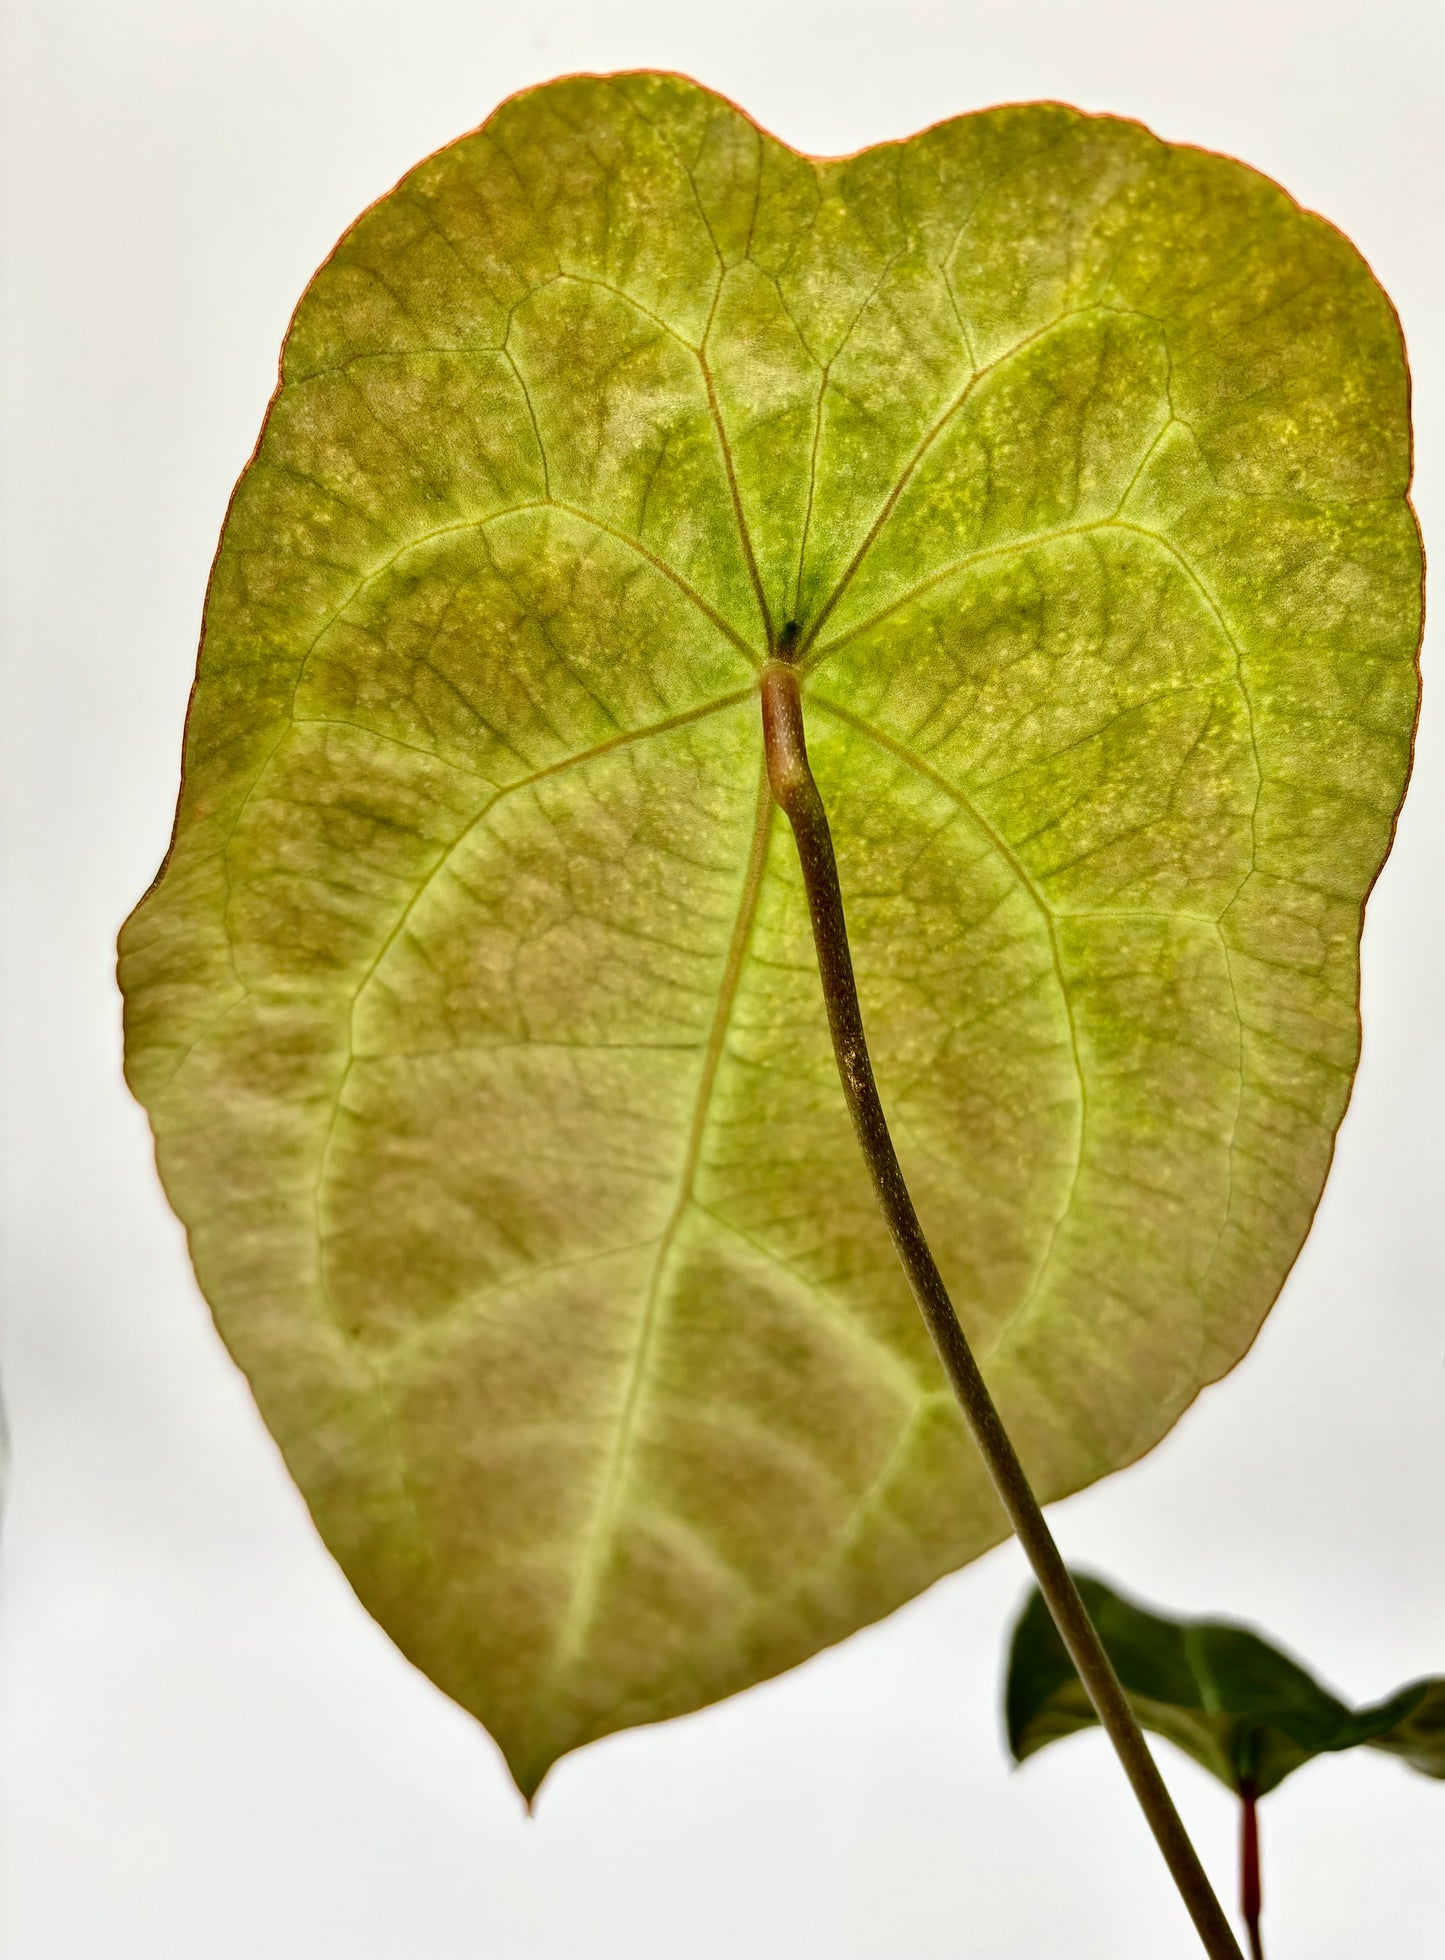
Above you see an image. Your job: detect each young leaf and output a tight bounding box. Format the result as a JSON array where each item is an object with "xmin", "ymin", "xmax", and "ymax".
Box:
[
  {"xmin": 1007, "ymin": 1577, "xmax": 1445, "ymax": 1796},
  {"xmin": 1366, "ymin": 1679, "xmax": 1445, "ymax": 1780},
  {"xmin": 119, "ymin": 73, "xmax": 1421, "ymax": 1796}
]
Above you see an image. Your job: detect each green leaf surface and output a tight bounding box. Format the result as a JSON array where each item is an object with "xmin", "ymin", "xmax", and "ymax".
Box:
[
  {"xmin": 119, "ymin": 74, "xmax": 1421, "ymax": 1795},
  {"xmin": 1007, "ymin": 1577, "xmax": 1445, "ymax": 1795}
]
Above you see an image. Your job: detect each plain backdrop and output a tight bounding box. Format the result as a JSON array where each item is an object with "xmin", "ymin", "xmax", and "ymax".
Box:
[{"xmin": 2, "ymin": 1, "xmax": 1442, "ymax": 1954}]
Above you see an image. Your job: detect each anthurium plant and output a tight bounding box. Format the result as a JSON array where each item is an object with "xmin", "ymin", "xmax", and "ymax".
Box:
[
  {"xmin": 1007, "ymin": 1575, "xmax": 1445, "ymax": 1956},
  {"xmin": 119, "ymin": 72, "xmax": 1422, "ymax": 1955}
]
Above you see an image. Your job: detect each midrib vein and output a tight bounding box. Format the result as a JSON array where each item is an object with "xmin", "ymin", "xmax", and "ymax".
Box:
[
  {"xmin": 307, "ymin": 689, "xmax": 757, "ymax": 1288},
  {"xmin": 538, "ymin": 754, "xmax": 776, "ymax": 1700}
]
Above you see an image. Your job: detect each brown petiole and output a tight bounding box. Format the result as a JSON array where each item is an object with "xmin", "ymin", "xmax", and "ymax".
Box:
[{"xmin": 760, "ymin": 654, "xmax": 1244, "ymax": 1960}]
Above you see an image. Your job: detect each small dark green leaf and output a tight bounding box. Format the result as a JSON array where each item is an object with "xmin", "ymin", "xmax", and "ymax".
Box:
[
  {"xmin": 1367, "ymin": 1678, "xmax": 1445, "ymax": 1780},
  {"xmin": 1007, "ymin": 1576, "xmax": 1445, "ymax": 1795}
]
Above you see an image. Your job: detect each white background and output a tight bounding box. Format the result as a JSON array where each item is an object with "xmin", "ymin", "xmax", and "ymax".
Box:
[{"xmin": 2, "ymin": 1, "xmax": 1442, "ymax": 1954}]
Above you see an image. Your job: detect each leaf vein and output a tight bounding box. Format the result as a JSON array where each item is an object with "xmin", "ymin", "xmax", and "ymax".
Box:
[{"xmin": 530, "ymin": 754, "xmax": 776, "ymax": 1715}]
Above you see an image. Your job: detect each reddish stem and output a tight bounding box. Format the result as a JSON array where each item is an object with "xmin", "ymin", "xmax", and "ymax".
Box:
[{"xmin": 1240, "ymin": 1779, "xmax": 1263, "ymax": 1960}]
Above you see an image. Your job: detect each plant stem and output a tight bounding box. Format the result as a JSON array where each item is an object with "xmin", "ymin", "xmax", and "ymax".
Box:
[
  {"xmin": 760, "ymin": 660, "xmax": 1244, "ymax": 1960},
  {"xmin": 1240, "ymin": 1780, "xmax": 1263, "ymax": 1960}
]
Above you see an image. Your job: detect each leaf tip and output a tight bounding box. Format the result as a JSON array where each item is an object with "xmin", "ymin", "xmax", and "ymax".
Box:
[{"xmin": 503, "ymin": 1740, "xmax": 559, "ymax": 1811}]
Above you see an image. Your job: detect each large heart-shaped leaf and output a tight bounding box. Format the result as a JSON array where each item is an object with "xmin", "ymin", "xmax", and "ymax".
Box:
[
  {"xmin": 119, "ymin": 73, "xmax": 1421, "ymax": 1795},
  {"xmin": 1007, "ymin": 1576, "xmax": 1445, "ymax": 1795}
]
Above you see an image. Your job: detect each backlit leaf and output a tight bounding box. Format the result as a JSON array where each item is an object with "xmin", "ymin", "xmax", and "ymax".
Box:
[
  {"xmin": 1006, "ymin": 1576, "xmax": 1445, "ymax": 1795},
  {"xmin": 119, "ymin": 74, "xmax": 1421, "ymax": 1795}
]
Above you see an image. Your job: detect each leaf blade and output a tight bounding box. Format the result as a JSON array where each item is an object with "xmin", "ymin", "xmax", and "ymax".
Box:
[
  {"xmin": 1007, "ymin": 1577, "xmax": 1444, "ymax": 1797},
  {"xmin": 120, "ymin": 76, "xmax": 1421, "ymax": 1792}
]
